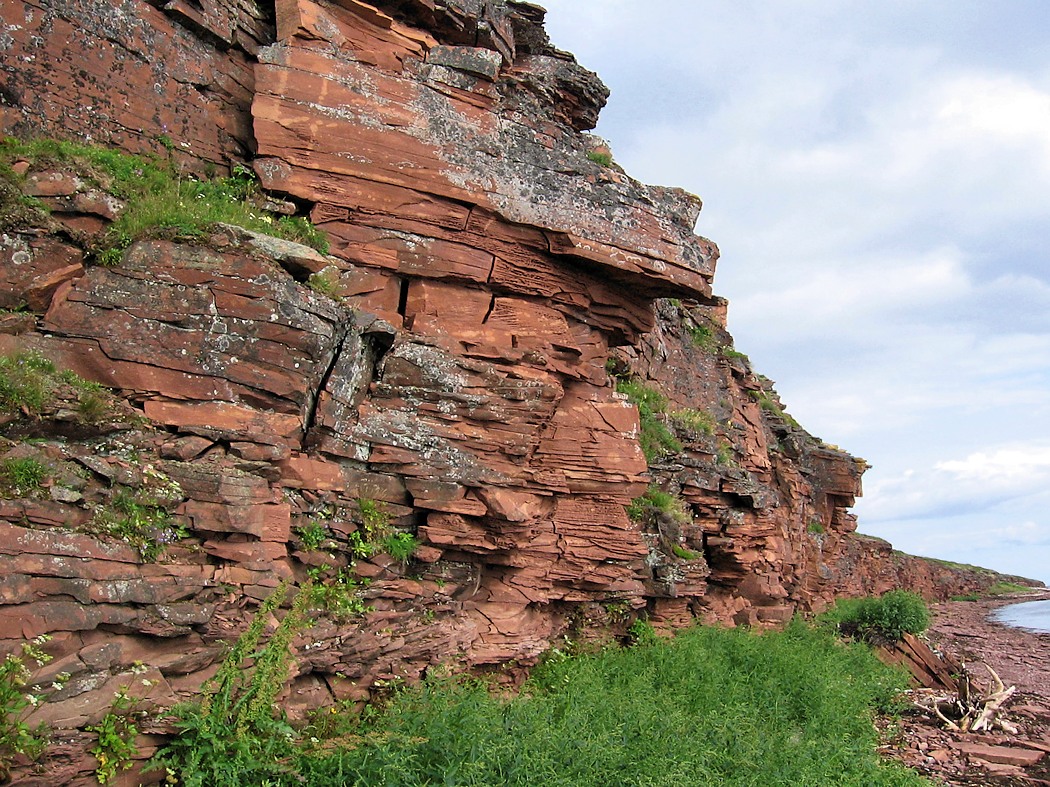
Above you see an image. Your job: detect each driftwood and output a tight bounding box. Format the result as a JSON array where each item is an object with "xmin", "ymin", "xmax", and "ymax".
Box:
[
  {"xmin": 912, "ymin": 664, "xmax": 1019, "ymax": 734},
  {"xmin": 874, "ymin": 633, "xmax": 1019, "ymax": 734}
]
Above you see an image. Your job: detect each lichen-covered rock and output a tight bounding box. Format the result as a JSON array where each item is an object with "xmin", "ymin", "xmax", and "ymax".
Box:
[{"xmin": 0, "ymin": 1, "xmax": 1040, "ymax": 784}]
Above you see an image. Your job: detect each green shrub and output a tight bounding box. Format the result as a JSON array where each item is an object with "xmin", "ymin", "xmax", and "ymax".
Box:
[
  {"xmin": 616, "ymin": 378, "xmax": 682, "ymax": 462},
  {"xmin": 822, "ymin": 590, "xmax": 930, "ymax": 644},
  {"xmin": 807, "ymin": 519, "xmax": 825, "ymax": 535}
]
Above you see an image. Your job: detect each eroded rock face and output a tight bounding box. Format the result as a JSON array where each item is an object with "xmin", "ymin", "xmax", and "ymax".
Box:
[{"xmin": 0, "ymin": 1, "xmax": 1039, "ymax": 783}]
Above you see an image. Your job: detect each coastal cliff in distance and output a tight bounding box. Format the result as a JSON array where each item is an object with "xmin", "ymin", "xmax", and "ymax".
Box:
[{"xmin": 0, "ymin": 0, "xmax": 1039, "ymax": 781}]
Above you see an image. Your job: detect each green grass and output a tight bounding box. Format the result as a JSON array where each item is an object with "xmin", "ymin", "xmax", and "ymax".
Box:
[
  {"xmin": 751, "ymin": 390, "xmax": 801, "ymax": 430},
  {"xmin": 0, "ymin": 456, "xmax": 48, "ymax": 496},
  {"xmin": 147, "ymin": 618, "xmax": 928, "ymax": 786},
  {"xmin": 297, "ymin": 622, "xmax": 926, "ymax": 786},
  {"xmin": 627, "ymin": 485, "xmax": 689, "ymax": 525},
  {"xmin": 685, "ymin": 322, "xmax": 717, "ymax": 351},
  {"xmin": 616, "ymin": 378, "xmax": 682, "ymax": 462},
  {"xmin": 669, "ymin": 407, "xmax": 716, "ymax": 437},
  {"xmin": 0, "ymin": 351, "xmax": 113, "ymax": 422},
  {"xmin": 586, "ymin": 150, "xmax": 612, "ymax": 167},
  {"xmin": 986, "ymin": 581, "xmax": 1034, "ymax": 596},
  {"xmin": 0, "ymin": 137, "xmax": 329, "ymax": 262}
]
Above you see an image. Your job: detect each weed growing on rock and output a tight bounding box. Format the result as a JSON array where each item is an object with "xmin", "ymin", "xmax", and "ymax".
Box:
[
  {"xmin": 307, "ymin": 269, "xmax": 341, "ymax": 300},
  {"xmin": 721, "ymin": 346, "xmax": 750, "ymax": 363},
  {"xmin": 715, "ymin": 439, "xmax": 736, "ymax": 467},
  {"xmin": 294, "ymin": 520, "xmax": 330, "ymax": 551},
  {"xmin": 88, "ymin": 689, "xmax": 139, "ymax": 784},
  {"xmin": 586, "ymin": 150, "xmax": 612, "ymax": 167},
  {"xmin": 277, "ymin": 217, "xmax": 329, "ymax": 254},
  {"xmin": 626, "ymin": 618, "xmax": 658, "ymax": 646},
  {"xmin": 807, "ymin": 519, "xmax": 826, "ymax": 535},
  {"xmin": 0, "ymin": 637, "xmax": 54, "ymax": 776},
  {"xmin": 615, "ymin": 378, "xmax": 682, "ymax": 462},
  {"xmin": 671, "ymin": 543, "xmax": 701, "ymax": 560},
  {"xmin": 0, "ymin": 351, "xmax": 117, "ymax": 424},
  {"xmin": 383, "ymin": 531, "xmax": 420, "ymax": 563},
  {"xmin": 0, "ymin": 160, "xmax": 48, "ymax": 232},
  {"xmin": 0, "ymin": 351, "xmax": 54, "ymax": 415},
  {"xmin": 751, "ymin": 390, "xmax": 801, "ymax": 430},
  {"xmin": 626, "ymin": 486, "xmax": 689, "ymax": 526},
  {"xmin": 150, "ymin": 582, "xmax": 309, "ymax": 787},
  {"xmin": 304, "ymin": 567, "xmax": 370, "ymax": 620},
  {"xmin": 685, "ymin": 321, "xmax": 717, "ymax": 351},
  {"xmin": 90, "ymin": 474, "xmax": 186, "ymax": 562}
]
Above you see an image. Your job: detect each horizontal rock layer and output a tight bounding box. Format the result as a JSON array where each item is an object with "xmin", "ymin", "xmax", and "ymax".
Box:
[{"xmin": 0, "ymin": 1, "xmax": 1038, "ymax": 784}]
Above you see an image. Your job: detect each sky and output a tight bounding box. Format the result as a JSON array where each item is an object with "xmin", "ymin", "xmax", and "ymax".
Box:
[{"xmin": 538, "ymin": 0, "xmax": 1050, "ymax": 584}]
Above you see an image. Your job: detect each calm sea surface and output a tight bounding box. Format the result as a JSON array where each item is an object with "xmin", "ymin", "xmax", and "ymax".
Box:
[{"xmin": 991, "ymin": 599, "xmax": 1050, "ymax": 634}]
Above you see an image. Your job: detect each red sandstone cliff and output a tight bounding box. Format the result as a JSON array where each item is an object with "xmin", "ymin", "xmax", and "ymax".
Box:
[{"xmin": 0, "ymin": 0, "xmax": 1038, "ymax": 783}]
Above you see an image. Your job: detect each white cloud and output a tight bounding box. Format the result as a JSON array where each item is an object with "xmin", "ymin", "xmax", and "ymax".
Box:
[
  {"xmin": 935, "ymin": 444, "xmax": 1050, "ymax": 485},
  {"xmin": 539, "ymin": 0, "xmax": 1050, "ymax": 582}
]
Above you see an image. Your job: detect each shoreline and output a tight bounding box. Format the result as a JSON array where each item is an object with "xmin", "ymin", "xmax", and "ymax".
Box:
[
  {"xmin": 927, "ymin": 589, "xmax": 1050, "ymax": 702},
  {"xmin": 885, "ymin": 588, "xmax": 1050, "ymax": 785}
]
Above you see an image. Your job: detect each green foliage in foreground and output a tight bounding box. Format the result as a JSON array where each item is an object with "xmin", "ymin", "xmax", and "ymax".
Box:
[
  {"xmin": 300, "ymin": 622, "xmax": 924, "ymax": 787},
  {"xmin": 152, "ymin": 619, "xmax": 926, "ymax": 786},
  {"xmin": 821, "ymin": 590, "xmax": 930, "ymax": 644}
]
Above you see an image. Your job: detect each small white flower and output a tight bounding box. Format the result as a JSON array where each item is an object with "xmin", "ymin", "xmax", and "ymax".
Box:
[{"xmin": 25, "ymin": 694, "xmax": 41, "ymax": 707}]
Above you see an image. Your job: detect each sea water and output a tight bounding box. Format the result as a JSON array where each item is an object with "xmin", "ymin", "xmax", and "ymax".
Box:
[{"xmin": 991, "ymin": 599, "xmax": 1050, "ymax": 634}]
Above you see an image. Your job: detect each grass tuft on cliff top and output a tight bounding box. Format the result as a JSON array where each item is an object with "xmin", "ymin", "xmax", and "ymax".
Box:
[{"xmin": 0, "ymin": 137, "xmax": 329, "ymax": 262}]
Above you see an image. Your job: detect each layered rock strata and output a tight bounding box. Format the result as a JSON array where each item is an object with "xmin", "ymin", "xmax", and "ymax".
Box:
[{"xmin": 0, "ymin": 0, "xmax": 1039, "ymax": 783}]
